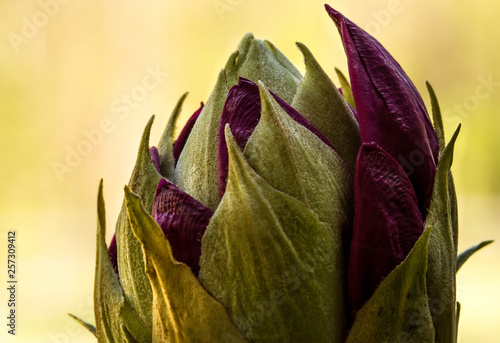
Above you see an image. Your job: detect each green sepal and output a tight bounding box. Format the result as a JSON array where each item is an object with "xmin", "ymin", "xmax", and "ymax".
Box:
[
  {"xmin": 94, "ymin": 180, "xmax": 128, "ymax": 343},
  {"xmin": 68, "ymin": 313, "xmax": 96, "ymax": 337},
  {"xmin": 246, "ymin": 80, "xmax": 353, "ymax": 243},
  {"xmin": 235, "ymin": 36, "xmax": 301, "ymax": 103},
  {"xmin": 292, "ymin": 43, "xmax": 360, "ymax": 172},
  {"xmin": 115, "ymin": 116, "xmax": 162, "ymax": 337},
  {"xmin": 120, "ymin": 300, "xmax": 152, "ymax": 342},
  {"xmin": 426, "ymin": 82, "xmax": 460, "ymax": 252},
  {"xmin": 225, "ymin": 51, "xmax": 240, "ymax": 89},
  {"xmin": 173, "ymin": 70, "xmax": 228, "ymax": 211},
  {"xmin": 200, "ymin": 127, "xmax": 345, "ymax": 342},
  {"xmin": 124, "ymin": 186, "xmax": 248, "ymax": 343},
  {"xmin": 457, "ymin": 240, "xmax": 494, "ymax": 271},
  {"xmin": 426, "ymin": 81, "xmax": 445, "ymax": 153},
  {"xmin": 424, "ymin": 125, "xmax": 461, "ymax": 343},
  {"xmin": 346, "ymin": 227, "xmax": 435, "ymax": 343},
  {"xmin": 157, "ymin": 92, "xmax": 188, "ymax": 179},
  {"xmin": 264, "ymin": 40, "xmax": 303, "ymax": 80},
  {"xmin": 335, "ymin": 67, "xmax": 356, "ymax": 110},
  {"xmin": 234, "ymin": 33, "xmax": 254, "ymax": 71}
]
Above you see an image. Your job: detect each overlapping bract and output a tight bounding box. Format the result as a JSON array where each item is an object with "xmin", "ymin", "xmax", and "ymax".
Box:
[{"xmin": 80, "ymin": 5, "xmax": 478, "ymax": 343}]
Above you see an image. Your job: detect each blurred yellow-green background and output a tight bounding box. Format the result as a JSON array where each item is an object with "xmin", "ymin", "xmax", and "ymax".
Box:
[{"xmin": 0, "ymin": 0, "xmax": 499, "ymax": 342}]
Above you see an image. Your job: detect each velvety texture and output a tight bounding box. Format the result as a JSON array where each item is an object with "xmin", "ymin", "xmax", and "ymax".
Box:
[
  {"xmin": 173, "ymin": 102, "xmax": 204, "ymax": 164},
  {"xmin": 326, "ymin": 5, "xmax": 437, "ymax": 214},
  {"xmin": 218, "ymin": 78, "xmax": 262, "ymax": 197},
  {"xmin": 348, "ymin": 142, "xmax": 423, "ymax": 314},
  {"xmin": 152, "ymin": 179, "xmax": 213, "ymax": 276},
  {"xmin": 217, "ymin": 77, "xmax": 337, "ymax": 197}
]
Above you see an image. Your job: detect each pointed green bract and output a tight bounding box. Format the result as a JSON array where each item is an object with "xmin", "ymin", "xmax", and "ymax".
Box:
[
  {"xmin": 346, "ymin": 227, "xmax": 434, "ymax": 343},
  {"xmin": 116, "ymin": 116, "xmax": 161, "ymax": 337},
  {"xmin": 335, "ymin": 67, "xmax": 356, "ymax": 110},
  {"xmin": 424, "ymin": 125, "xmax": 461, "ymax": 343},
  {"xmin": 157, "ymin": 92, "xmax": 188, "ymax": 179},
  {"xmin": 235, "ymin": 33, "xmax": 254, "ymax": 71},
  {"xmin": 125, "ymin": 186, "xmax": 248, "ymax": 343},
  {"xmin": 173, "ymin": 70, "xmax": 228, "ymax": 211},
  {"xmin": 426, "ymin": 82, "xmax": 445, "ymax": 153},
  {"xmin": 236, "ymin": 37, "xmax": 301, "ymax": 103},
  {"xmin": 292, "ymin": 43, "xmax": 360, "ymax": 172},
  {"xmin": 199, "ymin": 127, "xmax": 344, "ymax": 342},
  {"xmin": 94, "ymin": 180, "xmax": 128, "ymax": 343},
  {"xmin": 264, "ymin": 40, "xmax": 303, "ymax": 80},
  {"xmin": 246, "ymin": 81, "xmax": 352, "ymax": 242},
  {"xmin": 426, "ymin": 82, "xmax": 460, "ymax": 253},
  {"xmin": 225, "ymin": 51, "xmax": 240, "ymax": 89},
  {"xmin": 68, "ymin": 313, "xmax": 96, "ymax": 337},
  {"xmin": 457, "ymin": 240, "xmax": 494, "ymax": 271}
]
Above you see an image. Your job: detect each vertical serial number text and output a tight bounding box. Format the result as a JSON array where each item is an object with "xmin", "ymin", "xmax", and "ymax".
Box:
[{"xmin": 7, "ymin": 231, "xmax": 17, "ymax": 335}]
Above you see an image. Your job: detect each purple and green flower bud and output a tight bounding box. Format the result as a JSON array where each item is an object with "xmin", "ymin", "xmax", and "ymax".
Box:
[{"xmin": 71, "ymin": 4, "xmax": 493, "ymax": 343}]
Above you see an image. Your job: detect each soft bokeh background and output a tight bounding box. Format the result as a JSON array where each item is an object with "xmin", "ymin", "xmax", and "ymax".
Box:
[{"xmin": 0, "ymin": 0, "xmax": 498, "ymax": 342}]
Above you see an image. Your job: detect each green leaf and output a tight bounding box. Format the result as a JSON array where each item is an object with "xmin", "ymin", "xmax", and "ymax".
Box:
[
  {"xmin": 335, "ymin": 67, "xmax": 356, "ymax": 110},
  {"xmin": 68, "ymin": 313, "xmax": 96, "ymax": 337},
  {"xmin": 94, "ymin": 180, "xmax": 127, "ymax": 343},
  {"xmin": 235, "ymin": 36, "xmax": 301, "ymax": 103},
  {"xmin": 246, "ymin": 80, "xmax": 353, "ymax": 243},
  {"xmin": 157, "ymin": 92, "xmax": 188, "ymax": 179},
  {"xmin": 292, "ymin": 43, "xmax": 360, "ymax": 173},
  {"xmin": 115, "ymin": 116, "xmax": 161, "ymax": 337},
  {"xmin": 457, "ymin": 240, "xmax": 494, "ymax": 271},
  {"xmin": 426, "ymin": 81, "xmax": 445, "ymax": 153},
  {"xmin": 346, "ymin": 227, "xmax": 435, "ymax": 343},
  {"xmin": 173, "ymin": 70, "xmax": 228, "ymax": 211},
  {"xmin": 199, "ymin": 127, "xmax": 345, "ymax": 342},
  {"xmin": 424, "ymin": 125, "xmax": 461, "ymax": 343},
  {"xmin": 125, "ymin": 186, "xmax": 248, "ymax": 343}
]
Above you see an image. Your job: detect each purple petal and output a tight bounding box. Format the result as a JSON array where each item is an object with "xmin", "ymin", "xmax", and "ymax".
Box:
[
  {"xmin": 149, "ymin": 146, "xmax": 161, "ymax": 174},
  {"xmin": 326, "ymin": 5, "xmax": 437, "ymax": 213},
  {"xmin": 173, "ymin": 102, "xmax": 204, "ymax": 164},
  {"xmin": 108, "ymin": 234, "xmax": 118, "ymax": 273},
  {"xmin": 217, "ymin": 78, "xmax": 338, "ymax": 197},
  {"xmin": 152, "ymin": 178, "xmax": 213, "ymax": 276},
  {"xmin": 218, "ymin": 78, "xmax": 262, "ymax": 197},
  {"xmin": 348, "ymin": 142, "xmax": 423, "ymax": 314}
]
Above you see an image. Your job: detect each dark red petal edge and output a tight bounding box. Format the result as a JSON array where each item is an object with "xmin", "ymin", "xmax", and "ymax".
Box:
[
  {"xmin": 173, "ymin": 102, "xmax": 204, "ymax": 164},
  {"xmin": 325, "ymin": 5, "xmax": 437, "ymax": 213},
  {"xmin": 348, "ymin": 142, "xmax": 423, "ymax": 315},
  {"xmin": 217, "ymin": 78, "xmax": 262, "ymax": 197},
  {"xmin": 152, "ymin": 178, "xmax": 213, "ymax": 276},
  {"xmin": 149, "ymin": 146, "xmax": 161, "ymax": 174}
]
